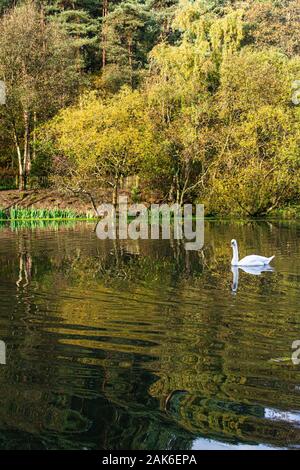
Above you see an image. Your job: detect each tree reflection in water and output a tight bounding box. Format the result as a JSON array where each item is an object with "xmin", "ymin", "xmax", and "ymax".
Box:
[{"xmin": 0, "ymin": 220, "xmax": 299, "ymax": 449}]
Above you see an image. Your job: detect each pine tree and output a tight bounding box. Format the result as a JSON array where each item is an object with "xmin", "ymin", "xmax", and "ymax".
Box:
[
  {"xmin": 101, "ymin": 1, "xmax": 159, "ymax": 89},
  {"xmin": 45, "ymin": 1, "xmax": 101, "ymax": 70}
]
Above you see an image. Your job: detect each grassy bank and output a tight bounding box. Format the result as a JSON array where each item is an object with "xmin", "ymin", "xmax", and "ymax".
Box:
[
  {"xmin": 0, "ymin": 207, "xmax": 96, "ymax": 221},
  {"xmin": 0, "ymin": 189, "xmax": 102, "ymax": 219},
  {"xmin": 2, "ymin": 206, "xmax": 300, "ymax": 222},
  {"xmin": 267, "ymin": 205, "xmax": 300, "ymax": 220},
  {"xmin": 1, "ymin": 190, "xmax": 300, "ymax": 221}
]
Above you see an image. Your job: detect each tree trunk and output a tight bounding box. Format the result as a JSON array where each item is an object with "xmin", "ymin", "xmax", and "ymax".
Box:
[
  {"xmin": 175, "ymin": 172, "xmax": 180, "ymax": 204},
  {"xmin": 22, "ymin": 109, "xmax": 31, "ymax": 190},
  {"xmin": 102, "ymin": 0, "xmax": 109, "ymax": 68},
  {"xmin": 112, "ymin": 177, "xmax": 119, "ymax": 209},
  {"xmin": 84, "ymin": 190, "xmax": 98, "ymax": 216},
  {"xmin": 128, "ymin": 37, "xmax": 133, "ymax": 88},
  {"xmin": 32, "ymin": 111, "xmax": 37, "ymax": 161},
  {"xmin": 13, "ymin": 110, "xmax": 31, "ymax": 191},
  {"xmin": 19, "ymin": 174, "xmax": 26, "ymax": 191},
  {"xmin": 12, "ymin": 125, "xmax": 24, "ymax": 191}
]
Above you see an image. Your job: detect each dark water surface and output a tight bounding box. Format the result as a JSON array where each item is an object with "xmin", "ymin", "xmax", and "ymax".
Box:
[{"xmin": 0, "ymin": 220, "xmax": 300, "ymax": 450}]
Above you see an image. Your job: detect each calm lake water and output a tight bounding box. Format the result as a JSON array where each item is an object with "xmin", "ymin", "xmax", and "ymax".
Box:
[{"xmin": 0, "ymin": 220, "xmax": 300, "ymax": 450}]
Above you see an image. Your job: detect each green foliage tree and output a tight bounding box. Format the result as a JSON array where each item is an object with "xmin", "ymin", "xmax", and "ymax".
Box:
[
  {"xmin": 101, "ymin": 1, "xmax": 159, "ymax": 90},
  {"xmin": 45, "ymin": 1, "xmax": 101, "ymax": 71},
  {"xmin": 143, "ymin": 0, "xmax": 245, "ymax": 204},
  {"xmin": 1, "ymin": 0, "xmax": 300, "ymax": 217},
  {"xmin": 141, "ymin": 0, "xmax": 300, "ymax": 214},
  {"xmin": 204, "ymin": 49, "xmax": 300, "ymax": 216},
  {"xmin": 42, "ymin": 87, "xmax": 160, "ymax": 209},
  {"xmin": 0, "ymin": 1, "xmax": 81, "ymax": 190}
]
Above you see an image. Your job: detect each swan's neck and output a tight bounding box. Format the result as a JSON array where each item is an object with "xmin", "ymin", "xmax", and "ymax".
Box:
[{"xmin": 231, "ymin": 244, "xmax": 239, "ymax": 265}]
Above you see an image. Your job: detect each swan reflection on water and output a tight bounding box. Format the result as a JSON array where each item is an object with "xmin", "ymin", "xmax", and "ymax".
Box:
[{"xmin": 231, "ymin": 265, "xmax": 275, "ymax": 293}]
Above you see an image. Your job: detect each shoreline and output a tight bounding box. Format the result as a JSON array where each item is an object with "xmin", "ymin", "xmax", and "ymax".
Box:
[{"xmin": 1, "ymin": 189, "xmax": 300, "ymax": 221}]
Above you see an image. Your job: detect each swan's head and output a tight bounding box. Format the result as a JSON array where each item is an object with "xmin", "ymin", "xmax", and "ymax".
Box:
[{"xmin": 231, "ymin": 239, "xmax": 237, "ymax": 249}]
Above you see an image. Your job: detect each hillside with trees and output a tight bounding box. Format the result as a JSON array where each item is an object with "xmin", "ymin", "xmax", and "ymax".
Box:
[{"xmin": 0, "ymin": 0, "xmax": 300, "ymax": 216}]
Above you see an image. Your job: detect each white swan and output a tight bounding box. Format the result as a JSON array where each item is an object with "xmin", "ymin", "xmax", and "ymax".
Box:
[{"xmin": 231, "ymin": 239, "xmax": 274, "ymax": 266}]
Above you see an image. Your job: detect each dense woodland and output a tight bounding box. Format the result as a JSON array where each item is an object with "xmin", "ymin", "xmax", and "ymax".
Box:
[{"xmin": 0, "ymin": 0, "xmax": 300, "ymax": 215}]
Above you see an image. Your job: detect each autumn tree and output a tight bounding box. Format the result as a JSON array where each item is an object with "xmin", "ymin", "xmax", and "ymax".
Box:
[
  {"xmin": 144, "ymin": 0, "xmax": 244, "ymax": 204},
  {"xmin": 0, "ymin": 1, "xmax": 81, "ymax": 190},
  {"xmin": 244, "ymin": 0, "xmax": 300, "ymax": 57},
  {"xmin": 42, "ymin": 87, "xmax": 160, "ymax": 209},
  {"xmin": 204, "ymin": 49, "xmax": 300, "ymax": 216}
]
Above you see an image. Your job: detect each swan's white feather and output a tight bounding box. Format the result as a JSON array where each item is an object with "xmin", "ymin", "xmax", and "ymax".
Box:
[
  {"xmin": 237, "ymin": 255, "xmax": 274, "ymax": 266},
  {"xmin": 230, "ymin": 239, "xmax": 274, "ymax": 266}
]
